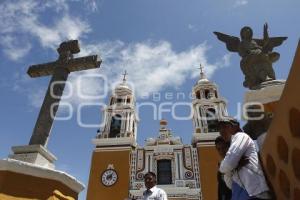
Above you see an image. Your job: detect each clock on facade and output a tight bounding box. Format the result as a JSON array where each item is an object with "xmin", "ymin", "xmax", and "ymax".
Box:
[{"xmin": 101, "ymin": 169, "xmax": 118, "ymax": 187}]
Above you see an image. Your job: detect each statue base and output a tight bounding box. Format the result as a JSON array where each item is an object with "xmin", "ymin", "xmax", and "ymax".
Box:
[
  {"xmin": 243, "ymin": 79, "xmax": 285, "ymax": 147},
  {"xmin": 244, "ymin": 79, "xmax": 285, "ymax": 106},
  {"xmin": 9, "ymin": 145, "xmax": 57, "ymax": 169}
]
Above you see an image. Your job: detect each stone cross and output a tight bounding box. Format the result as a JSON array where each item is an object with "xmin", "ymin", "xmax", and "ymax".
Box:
[
  {"xmin": 197, "ymin": 63, "xmax": 205, "ymax": 79},
  {"xmin": 28, "ymin": 40, "xmax": 101, "ymax": 147},
  {"xmin": 122, "ymin": 70, "xmax": 128, "ymax": 81}
]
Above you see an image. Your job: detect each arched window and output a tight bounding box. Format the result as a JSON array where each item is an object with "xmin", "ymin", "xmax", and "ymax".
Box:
[
  {"xmin": 215, "ymin": 90, "xmax": 218, "ymax": 98},
  {"xmin": 116, "ymin": 98, "xmax": 123, "ymax": 103},
  {"xmin": 206, "ymin": 108, "xmax": 219, "ymax": 132},
  {"xmin": 132, "ymin": 121, "xmax": 135, "ymax": 133},
  {"xmin": 204, "ymin": 90, "xmax": 210, "ymax": 99},
  {"xmin": 109, "ymin": 114, "xmax": 122, "ymax": 138},
  {"xmin": 157, "ymin": 159, "xmax": 172, "ymax": 184},
  {"xmin": 196, "ymin": 90, "xmax": 201, "ymax": 99},
  {"xmin": 110, "ymin": 97, "xmax": 114, "ymax": 105}
]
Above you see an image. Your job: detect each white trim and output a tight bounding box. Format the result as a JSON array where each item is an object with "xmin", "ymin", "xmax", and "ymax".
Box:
[
  {"xmin": 93, "ymin": 147, "xmax": 133, "ymax": 152},
  {"xmin": 192, "ymin": 132, "xmax": 219, "ymax": 144},
  {"xmin": 0, "ymin": 159, "xmax": 84, "ymax": 193},
  {"xmin": 144, "ymin": 144, "xmax": 184, "ymax": 151},
  {"xmin": 92, "ymin": 137, "xmax": 137, "ymax": 147}
]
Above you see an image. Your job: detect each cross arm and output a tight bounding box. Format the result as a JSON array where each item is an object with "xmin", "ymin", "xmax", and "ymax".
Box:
[{"xmin": 27, "ymin": 55, "xmax": 102, "ymax": 78}]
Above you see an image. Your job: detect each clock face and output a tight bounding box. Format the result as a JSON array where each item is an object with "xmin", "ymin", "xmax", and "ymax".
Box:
[{"xmin": 101, "ymin": 169, "xmax": 118, "ymax": 186}]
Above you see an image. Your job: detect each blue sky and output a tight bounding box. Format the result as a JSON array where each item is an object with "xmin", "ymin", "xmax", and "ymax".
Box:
[{"xmin": 0, "ymin": 0, "xmax": 299, "ymax": 199}]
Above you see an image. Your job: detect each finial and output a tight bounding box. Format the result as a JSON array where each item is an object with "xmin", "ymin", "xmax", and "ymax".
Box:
[
  {"xmin": 122, "ymin": 70, "xmax": 128, "ymax": 82},
  {"xmin": 198, "ymin": 63, "xmax": 206, "ymax": 79}
]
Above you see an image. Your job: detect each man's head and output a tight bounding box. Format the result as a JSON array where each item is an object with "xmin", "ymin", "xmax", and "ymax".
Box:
[
  {"xmin": 144, "ymin": 172, "xmax": 157, "ymax": 189},
  {"xmin": 218, "ymin": 117, "xmax": 241, "ymax": 142},
  {"xmin": 215, "ymin": 136, "xmax": 230, "ymax": 158}
]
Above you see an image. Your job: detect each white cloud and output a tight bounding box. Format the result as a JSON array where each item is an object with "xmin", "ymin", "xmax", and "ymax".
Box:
[
  {"xmin": 28, "ymin": 88, "xmax": 45, "ymax": 109},
  {"xmin": 9, "ymin": 39, "xmax": 230, "ymax": 111},
  {"xmin": 24, "ymin": 14, "xmax": 91, "ymax": 48},
  {"xmin": 188, "ymin": 24, "xmax": 198, "ymax": 32},
  {"xmin": 57, "ymin": 40, "xmax": 232, "ymax": 108},
  {"xmin": 0, "ymin": 0, "xmax": 90, "ymax": 59},
  {"xmin": 0, "ymin": 35, "xmax": 32, "ymax": 61},
  {"xmin": 234, "ymin": 0, "xmax": 248, "ymax": 7},
  {"xmin": 84, "ymin": 0, "xmax": 99, "ymax": 12},
  {"xmin": 0, "ymin": 1, "xmax": 231, "ymax": 110}
]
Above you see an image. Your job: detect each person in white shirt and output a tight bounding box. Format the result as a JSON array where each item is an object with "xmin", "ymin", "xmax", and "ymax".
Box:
[
  {"xmin": 218, "ymin": 117, "xmax": 272, "ymax": 200},
  {"xmin": 143, "ymin": 172, "xmax": 168, "ymax": 200}
]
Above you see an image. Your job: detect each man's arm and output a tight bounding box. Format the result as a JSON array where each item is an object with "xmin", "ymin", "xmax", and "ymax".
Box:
[
  {"xmin": 159, "ymin": 189, "xmax": 168, "ymax": 200},
  {"xmin": 219, "ymin": 133, "xmax": 251, "ymax": 173},
  {"xmin": 223, "ymin": 172, "xmax": 233, "ymax": 189}
]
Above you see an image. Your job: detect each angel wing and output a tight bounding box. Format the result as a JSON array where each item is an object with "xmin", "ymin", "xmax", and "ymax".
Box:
[
  {"xmin": 254, "ymin": 37, "xmax": 287, "ymax": 52},
  {"xmin": 213, "ymin": 32, "xmax": 240, "ymax": 52}
]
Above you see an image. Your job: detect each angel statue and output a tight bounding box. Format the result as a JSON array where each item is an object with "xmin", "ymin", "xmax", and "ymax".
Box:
[{"xmin": 214, "ymin": 23, "xmax": 287, "ymax": 89}]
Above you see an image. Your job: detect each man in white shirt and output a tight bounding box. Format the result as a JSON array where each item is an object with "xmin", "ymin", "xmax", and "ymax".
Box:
[
  {"xmin": 218, "ymin": 117, "xmax": 271, "ymax": 200},
  {"xmin": 143, "ymin": 172, "xmax": 168, "ymax": 200}
]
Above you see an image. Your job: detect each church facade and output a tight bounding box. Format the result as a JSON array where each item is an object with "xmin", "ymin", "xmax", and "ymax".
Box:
[{"xmin": 86, "ymin": 70, "xmax": 228, "ymax": 200}]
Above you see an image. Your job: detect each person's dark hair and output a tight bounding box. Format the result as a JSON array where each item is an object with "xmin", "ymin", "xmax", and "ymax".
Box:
[
  {"xmin": 144, "ymin": 171, "xmax": 156, "ymax": 180},
  {"xmin": 218, "ymin": 118, "xmax": 243, "ymax": 133},
  {"xmin": 215, "ymin": 136, "xmax": 226, "ymax": 145},
  {"xmin": 215, "ymin": 136, "xmax": 231, "ymax": 147}
]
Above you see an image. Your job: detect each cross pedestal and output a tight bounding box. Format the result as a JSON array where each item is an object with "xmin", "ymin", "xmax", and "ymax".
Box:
[{"xmin": 9, "ymin": 145, "xmax": 57, "ymax": 169}]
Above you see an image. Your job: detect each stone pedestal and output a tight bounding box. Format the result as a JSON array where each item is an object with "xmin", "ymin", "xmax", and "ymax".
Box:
[
  {"xmin": 0, "ymin": 158, "xmax": 84, "ymax": 200},
  {"xmin": 244, "ymin": 80, "xmax": 285, "ymax": 104},
  {"xmin": 243, "ymin": 80, "xmax": 285, "ymax": 146},
  {"xmin": 244, "ymin": 80, "xmax": 285, "ymax": 113},
  {"xmin": 1, "ymin": 145, "xmax": 84, "ymax": 199},
  {"xmin": 9, "ymin": 145, "xmax": 57, "ymax": 169}
]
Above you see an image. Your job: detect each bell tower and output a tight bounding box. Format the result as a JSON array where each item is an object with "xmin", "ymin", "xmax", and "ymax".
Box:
[
  {"xmin": 87, "ymin": 71, "xmax": 138, "ymax": 200},
  {"xmin": 192, "ymin": 64, "xmax": 228, "ymax": 141},
  {"xmin": 191, "ymin": 65, "xmax": 228, "ymax": 200}
]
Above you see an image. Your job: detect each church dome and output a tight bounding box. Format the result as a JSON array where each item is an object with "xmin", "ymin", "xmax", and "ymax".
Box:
[
  {"xmin": 115, "ymin": 81, "xmax": 131, "ymax": 90},
  {"xmin": 114, "ymin": 71, "xmax": 132, "ymax": 96},
  {"xmin": 194, "ymin": 64, "xmax": 217, "ymax": 86},
  {"xmin": 197, "ymin": 77, "xmax": 210, "ymax": 84}
]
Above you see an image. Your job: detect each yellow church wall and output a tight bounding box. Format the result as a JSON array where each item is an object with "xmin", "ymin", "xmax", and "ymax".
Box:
[
  {"xmin": 261, "ymin": 42, "xmax": 300, "ymax": 200},
  {"xmin": 86, "ymin": 148, "xmax": 132, "ymax": 200},
  {"xmin": 196, "ymin": 145, "xmax": 219, "ymax": 200},
  {"xmin": 0, "ymin": 190, "xmax": 74, "ymax": 200},
  {"xmin": 0, "ymin": 171, "xmax": 78, "ymax": 200},
  {"xmin": 0, "ymin": 193, "xmax": 38, "ymax": 200},
  {"xmin": 263, "ymin": 101, "xmax": 279, "ymax": 113}
]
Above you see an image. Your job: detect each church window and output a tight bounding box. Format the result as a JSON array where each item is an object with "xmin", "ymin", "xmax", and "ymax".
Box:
[
  {"xmin": 132, "ymin": 122, "xmax": 135, "ymax": 133},
  {"xmin": 215, "ymin": 90, "xmax": 218, "ymax": 98},
  {"xmin": 110, "ymin": 97, "xmax": 114, "ymax": 105},
  {"xmin": 196, "ymin": 90, "xmax": 201, "ymax": 99},
  {"xmin": 109, "ymin": 114, "xmax": 122, "ymax": 138},
  {"xmin": 157, "ymin": 159, "xmax": 172, "ymax": 184},
  {"xmin": 116, "ymin": 98, "xmax": 123, "ymax": 103},
  {"xmin": 206, "ymin": 108, "xmax": 219, "ymax": 132},
  {"xmin": 204, "ymin": 90, "xmax": 210, "ymax": 99},
  {"xmin": 127, "ymin": 98, "xmax": 131, "ymax": 103}
]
